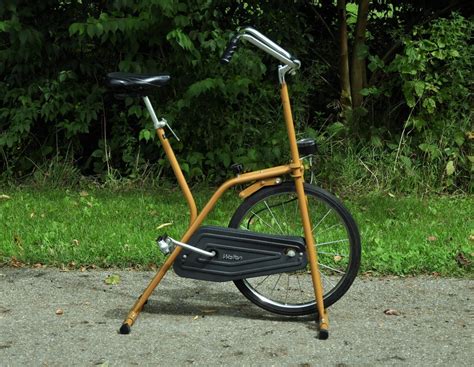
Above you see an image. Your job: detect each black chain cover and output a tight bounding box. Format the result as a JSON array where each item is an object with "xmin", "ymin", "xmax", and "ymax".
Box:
[{"xmin": 173, "ymin": 226, "xmax": 307, "ymax": 282}]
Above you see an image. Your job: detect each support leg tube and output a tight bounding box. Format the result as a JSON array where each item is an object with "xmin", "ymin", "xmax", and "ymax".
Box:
[
  {"xmin": 294, "ymin": 177, "xmax": 328, "ymax": 337},
  {"xmin": 119, "ymin": 246, "xmax": 182, "ymax": 334}
]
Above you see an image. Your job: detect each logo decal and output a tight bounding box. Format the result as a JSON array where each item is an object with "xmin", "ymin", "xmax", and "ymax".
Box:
[{"xmin": 222, "ymin": 253, "xmax": 243, "ymax": 261}]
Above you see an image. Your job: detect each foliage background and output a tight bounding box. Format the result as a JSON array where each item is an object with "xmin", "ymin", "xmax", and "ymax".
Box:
[{"xmin": 0, "ymin": 0, "xmax": 472, "ymax": 192}]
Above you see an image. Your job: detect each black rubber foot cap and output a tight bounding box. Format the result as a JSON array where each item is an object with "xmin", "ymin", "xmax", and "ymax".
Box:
[
  {"xmin": 119, "ymin": 323, "xmax": 131, "ymax": 334},
  {"xmin": 318, "ymin": 329, "xmax": 329, "ymax": 340}
]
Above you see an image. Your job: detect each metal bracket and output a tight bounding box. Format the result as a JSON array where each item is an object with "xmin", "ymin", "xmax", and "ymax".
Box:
[
  {"xmin": 239, "ymin": 178, "xmax": 282, "ymax": 199},
  {"xmin": 143, "ymin": 96, "xmax": 180, "ymax": 141},
  {"xmin": 289, "ymin": 161, "xmax": 304, "ymax": 178},
  {"xmin": 160, "ymin": 118, "xmax": 180, "ymax": 141}
]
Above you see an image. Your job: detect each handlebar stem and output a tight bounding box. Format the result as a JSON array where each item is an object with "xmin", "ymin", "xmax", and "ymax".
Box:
[
  {"xmin": 239, "ymin": 27, "xmax": 300, "ymax": 84},
  {"xmin": 242, "ymin": 27, "xmax": 292, "ymax": 60}
]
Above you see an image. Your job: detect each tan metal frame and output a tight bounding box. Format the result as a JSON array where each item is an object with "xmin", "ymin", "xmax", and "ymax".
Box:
[{"xmin": 120, "ymin": 82, "xmax": 328, "ymax": 336}]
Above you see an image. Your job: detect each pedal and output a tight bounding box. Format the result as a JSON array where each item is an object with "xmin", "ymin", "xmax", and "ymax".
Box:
[{"xmin": 156, "ymin": 235, "xmax": 174, "ymax": 255}]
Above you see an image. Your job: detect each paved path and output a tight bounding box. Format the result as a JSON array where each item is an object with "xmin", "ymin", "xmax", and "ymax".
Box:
[{"xmin": 1, "ymin": 268, "xmax": 472, "ymax": 366}]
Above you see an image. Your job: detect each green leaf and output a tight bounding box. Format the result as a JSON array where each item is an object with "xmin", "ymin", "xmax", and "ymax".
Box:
[
  {"xmin": 180, "ymin": 162, "xmax": 189, "ymax": 174},
  {"xmin": 59, "ymin": 71, "xmax": 68, "ymax": 83},
  {"xmin": 0, "ymin": 21, "xmax": 7, "ymax": 32},
  {"xmin": 448, "ymin": 49, "xmax": 460, "ymax": 57},
  {"xmin": 454, "ymin": 134, "xmax": 465, "ymax": 147},
  {"xmin": 87, "ymin": 24, "xmax": 96, "ymax": 38},
  {"xmin": 104, "ymin": 274, "xmax": 121, "ymax": 285},
  {"xmin": 400, "ymin": 155, "xmax": 412, "ymax": 169},
  {"xmin": 360, "ymin": 87, "xmax": 380, "ymax": 97},
  {"xmin": 368, "ymin": 55, "xmax": 384, "ymax": 72},
  {"xmin": 402, "ymin": 82, "xmax": 416, "ymax": 108},
  {"xmin": 166, "ymin": 29, "xmax": 194, "ymax": 51},
  {"xmin": 91, "ymin": 149, "xmax": 103, "ymax": 158},
  {"xmin": 410, "ymin": 117, "xmax": 426, "ymax": 131},
  {"xmin": 422, "ymin": 98, "xmax": 436, "ymax": 113},
  {"xmin": 185, "ymin": 78, "xmax": 224, "ymax": 99},
  {"xmin": 69, "ymin": 23, "xmax": 82, "ymax": 36},
  {"xmin": 414, "ymin": 81, "xmax": 425, "ymax": 97},
  {"xmin": 95, "ymin": 23, "xmax": 104, "ymax": 36},
  {"xmin": 445, "ymin": 161, "xmax": 455, "ymax": 176},
  {"xmin": 139, "ymin": 129, "xmax": 151, "ymax": 142}
]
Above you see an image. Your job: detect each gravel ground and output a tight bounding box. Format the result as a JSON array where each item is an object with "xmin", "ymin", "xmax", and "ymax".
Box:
[{"xmin": 0, "ymin": 268, "xmax": 472, "ymax": 366}]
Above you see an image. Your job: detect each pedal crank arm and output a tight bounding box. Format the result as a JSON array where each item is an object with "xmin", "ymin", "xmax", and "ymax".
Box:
[{"xmin": 158, "ymin": 235, "xmax": 216, "ymax": 257}]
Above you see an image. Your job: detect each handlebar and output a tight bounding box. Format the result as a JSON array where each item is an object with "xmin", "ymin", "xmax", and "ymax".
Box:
[
  {"xmin": 221, "ymin": 35, "xmax": 241, "ymax": 64},
  {"xmin": 220, "ymin": 27, "xmax": 300, "ymax": 70}
]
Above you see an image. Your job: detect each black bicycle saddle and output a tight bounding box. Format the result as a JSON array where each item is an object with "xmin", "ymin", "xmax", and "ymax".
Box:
[{"xmin": 106, "ymin": 72, "xmax": 170, "ymax": 95}]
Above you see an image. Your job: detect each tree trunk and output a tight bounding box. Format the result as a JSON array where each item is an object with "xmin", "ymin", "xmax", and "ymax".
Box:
[
  {"xmin": 351, "ymin": 0, "xmax": 369, "ymax": 108},
  {"xmin": 337, "ymin": 0, "xmax": 352, "ymax": 115}
]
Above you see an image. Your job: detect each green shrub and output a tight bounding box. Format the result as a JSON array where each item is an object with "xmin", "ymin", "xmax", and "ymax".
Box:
[{"xmin": 363, "ymin": 14, "xmax": 473, "ymax": 191}]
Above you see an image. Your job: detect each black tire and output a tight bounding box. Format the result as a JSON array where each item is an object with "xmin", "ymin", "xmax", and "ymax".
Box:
[{"xmin": 229, "ymin": 182, "xmax": 361, "ymax": 316}]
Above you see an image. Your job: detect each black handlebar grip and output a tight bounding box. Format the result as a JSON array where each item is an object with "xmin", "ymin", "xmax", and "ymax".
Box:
[{"xmin": 221, "ymin": 35, "xmax": 240, "ymax": 64}]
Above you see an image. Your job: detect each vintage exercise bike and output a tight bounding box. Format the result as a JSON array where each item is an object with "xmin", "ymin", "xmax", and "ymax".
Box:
[{"xmin": 106, "ymin": 27, "xmax": 361, "ymax": 340}]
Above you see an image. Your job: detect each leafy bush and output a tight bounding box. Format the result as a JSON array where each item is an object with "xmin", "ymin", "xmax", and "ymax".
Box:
[
  {"xmin": 0, "ymin": 2, "xmax": 471, "ymax": 193},
  {"xmin": 0, "ymin": 0, "xmax": 317, "ymax": 183},
  {"xmin": 364, "ymin": 14, "xmax": 473, "ymax": 191}
]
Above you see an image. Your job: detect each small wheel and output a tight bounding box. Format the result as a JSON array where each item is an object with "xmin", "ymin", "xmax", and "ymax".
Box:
[
  {"xmin": 119, "ymin": 323, "xmax": 131, "ymax": 334},
  {"xmin": 229, "ymin": 182, "xmax": 361, "ymax": 316}
]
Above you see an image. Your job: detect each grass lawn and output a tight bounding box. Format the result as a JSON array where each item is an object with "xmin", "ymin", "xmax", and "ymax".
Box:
[{"xmin": 0, "ymin": 186, "xmax": 472, "ymax": 276}]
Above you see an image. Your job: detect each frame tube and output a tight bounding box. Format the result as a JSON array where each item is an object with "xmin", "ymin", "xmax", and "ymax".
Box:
[
  {"xmin": 156, "ymin": 128, "xmax": 198, "ymax": 226},
  {"xmin": 121, "ymin": 162, "xmax": 293, "ymax": 329},
  {"xmin": 121, "ymin": 84, "xmax": 328, "ymax": 336},
  {"xmin": 281, "ymin": 82, "xmax": 328, "ymax": 332}
]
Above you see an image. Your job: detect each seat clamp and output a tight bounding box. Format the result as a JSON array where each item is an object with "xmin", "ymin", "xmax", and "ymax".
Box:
[{"xmin": 154, "ymin": 118, "xmax": 167, "ymax": 129}]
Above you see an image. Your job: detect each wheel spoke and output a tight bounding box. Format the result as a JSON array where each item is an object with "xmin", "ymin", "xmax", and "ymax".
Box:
[
  {"xmin": 296, "ymin": 272, "xmax": 304, "ymax": 295},
  {"xmin": 319, "ymin": 270, "xmax": 336, "ymax": 289},
  {"xmin": 250, "ymin": 210, "xmax": 276, "ymax": 232},
  {"xmin": 230, "ymin": 184, "xmax": 360, "ymax": 316},
  {"xmin": 317, "ymin": 238, "xmax": 348, "ymax": 246},
  {"xmin": 318, "ymin": 251, "xmax": 347, "ymax": 257},
  {"xmin": 312, "ymin": 208, "xmax": 332, "ymax": 233},
  {"xmin": 282, "ymin": 197, "xmax": 290, "ymax": 235},
  {"xmin": 316, "ymin": 222, "xmax": 343, "ymax": 234},
  {"xmin": 264, "ymin": 200, "xmax": 284, "ymax": 234},
  {"xmin": 254, "ymin": 275, "xmax": 270, "ymax": 290},
  {"xmin": 271, "ymin": 274, "xmax": 282, "ymax": 295},
  {"xmin": 318, "ymin": 262, "xmax": 345, "ymax": 274}
]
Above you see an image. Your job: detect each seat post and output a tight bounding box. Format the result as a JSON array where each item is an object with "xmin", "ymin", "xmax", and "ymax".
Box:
[{"xmin": 143, "ymin": 96, "xmax": 165, "ymax": 129}]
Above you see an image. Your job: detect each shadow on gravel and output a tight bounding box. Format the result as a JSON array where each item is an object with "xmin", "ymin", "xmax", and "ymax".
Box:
[{"xmin": 105, "ymin": 286, "xmax": 315, "ymax": 323}]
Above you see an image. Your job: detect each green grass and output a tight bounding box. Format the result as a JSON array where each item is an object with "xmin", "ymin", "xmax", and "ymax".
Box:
[{"xmin": 0, "ymin": 187, "xmax": 472, "ymax": 276}]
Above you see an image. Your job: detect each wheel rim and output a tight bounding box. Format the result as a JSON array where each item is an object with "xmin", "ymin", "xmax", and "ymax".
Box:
[{"xmin": 233, "ymin": 188, "xmax": 355, "ymax": 310}]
